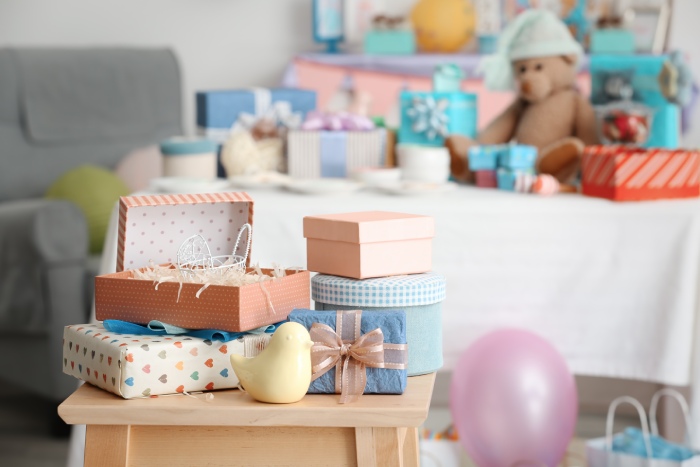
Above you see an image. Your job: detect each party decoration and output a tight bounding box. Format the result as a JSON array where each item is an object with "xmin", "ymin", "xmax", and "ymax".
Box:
[
  {"xmin": 230, "ymin": 322, "xmax": 313, "ymax": 404},
  {"xmin": 406, "ymin": 95, "xmax": 450, "ymax": 141},
  {"xmin": 300, "ymin": 110, "xmax": 375, "ymax": 131},
  {"xmin": 450, "ymin": 328, "xmax": 577, "ymax": 467},
  {"xmin": 411, "ymin": 0, "xmax": 475, "ymax": 53}
]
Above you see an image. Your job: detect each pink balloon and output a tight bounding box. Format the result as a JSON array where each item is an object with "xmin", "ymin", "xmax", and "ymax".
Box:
[{"xmin": 450, "ymin": 329, "xmax": 577, "ymax": 467}]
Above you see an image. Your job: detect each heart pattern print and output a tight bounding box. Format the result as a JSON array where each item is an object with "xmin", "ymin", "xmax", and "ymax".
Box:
[{"xmin": 63, "ymin": 324, "xmax": 270, "ymax": 399}]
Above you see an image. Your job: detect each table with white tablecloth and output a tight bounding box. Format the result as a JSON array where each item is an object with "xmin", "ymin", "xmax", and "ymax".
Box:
[{"xmin": 96, "ymin": 186, "xmax": 700, "ymax": 443}]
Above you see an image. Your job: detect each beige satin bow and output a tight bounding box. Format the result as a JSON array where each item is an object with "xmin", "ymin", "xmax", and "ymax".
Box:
[{"xmin": 309, "ymin": 310, "xmax": 407, "ymax": 404}]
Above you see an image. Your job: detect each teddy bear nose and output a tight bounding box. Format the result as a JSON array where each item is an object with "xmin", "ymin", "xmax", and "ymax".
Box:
[{"xmin": 520, "ymin": 80, "xmax": 532, "ymax": 94}]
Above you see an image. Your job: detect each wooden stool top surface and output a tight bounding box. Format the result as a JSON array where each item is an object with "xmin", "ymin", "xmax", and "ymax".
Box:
[{"xmin": 59, "ymin": 373, "xmax": 435, "ymax": 428}]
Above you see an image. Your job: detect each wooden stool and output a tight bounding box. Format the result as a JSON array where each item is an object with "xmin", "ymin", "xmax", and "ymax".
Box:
[{"xmin": 59, "ymin": 373, "xmax": 435, "ymax": 466}]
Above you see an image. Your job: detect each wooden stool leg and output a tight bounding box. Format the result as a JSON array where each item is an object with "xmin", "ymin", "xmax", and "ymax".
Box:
[
  {"xmin": 355, "ymin": 427, "xmax": 404, "ymax": 467},
  {"xmin": 402, "ymin": 427, "xmax": 420, "ymax": 467},
  {"xmin": 85, "ymin": 425, "xmax": 130, "ymax": 467}
]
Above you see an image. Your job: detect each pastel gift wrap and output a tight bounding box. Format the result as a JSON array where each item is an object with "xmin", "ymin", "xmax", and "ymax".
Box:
[
  {"xmin": 62, "ymin": 323, "xmax": 270, "ymax": 399},
  {"xmin": 313, "ymin": 272, "xmax": 445, "ymax": 376},
  {"xmin": 288, "ymin": 309, "xmax": 408, "ymax": 396},
  {"xmin": 399, "ymin": 91, "xmax": 477, "ymax": 147},
  {"xmin": 497, "ymin": 168, "xmax": 536, "ymax": 192},
  {"xmin": 498, "ymin": 144, "xmax": 537, "ymax": 170},
  {"xmin": 196, "ymin": 88, "xmax": 316, "ymax": 143},
  {"xmin": 364, "ymin": 30, "xmax": 416, "ymax": 55},
  {"xmin": 468, "ymin": 145, "xmax": 504, "ymax": 171},
  {"xmin": 590, "ymin": 55, "xmax": 680, "ymax": 148},
  {"xmin": 287, "ymin": 129, "xmax": 387, "ymax": 179},
  {"xmin": 303, "ymin": 211, "xmax": 435, "ymax": 279},
  {"xmin": 590, "ymin": 29, "xmax": 635, "ymax": 55}
]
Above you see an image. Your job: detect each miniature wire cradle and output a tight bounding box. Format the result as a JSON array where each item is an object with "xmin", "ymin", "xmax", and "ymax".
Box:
[{"xmin": 176, "ymin": 223, "xmax": 252, "ymax": 279}]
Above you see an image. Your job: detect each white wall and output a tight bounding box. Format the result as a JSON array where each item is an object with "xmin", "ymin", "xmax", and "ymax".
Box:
[
  {"xmin": 2, "ymin": 0, "xmax": 700, "ymax": 143},
  {"xmin": 0, "ymin": 0, "xmax": 317, "ymax": 135}
]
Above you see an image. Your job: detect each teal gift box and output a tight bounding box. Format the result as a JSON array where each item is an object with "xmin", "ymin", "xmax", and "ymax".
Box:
[
  {"xmin": 590, "ymin": 29, "xmax": 635, "ymax": 55},
  {"xmin": 364, "ymin": 30, "xmax": 416, "ymax": 55},
  {"xmin": 468, "ymin": 145, "xmax": 503, "ymax": 171},
  {"xmin": 590, "ymin": 55, "xmax": 680, "ymax": 149},
  {"xmin": 312, "ymin": 272, "xmax": 445, "ymax": 376},
  {"xmin": 399, "ymin": 91, "xmax": 477, "ymax": 147},
  {"xmin": 497, "ymin": 167, "xmax": 535, "ymax": 192},
  {"xmin": 498, "ymin": 144, "xmax": 537, "ymax": 169}
]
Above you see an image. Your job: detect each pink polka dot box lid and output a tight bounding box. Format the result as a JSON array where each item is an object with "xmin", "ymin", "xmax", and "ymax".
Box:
[{"xmin": 115, "ymin": 192, "xmax": 254, "ymax": 272}]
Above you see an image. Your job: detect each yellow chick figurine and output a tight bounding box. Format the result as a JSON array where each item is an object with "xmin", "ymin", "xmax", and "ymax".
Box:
[{"xmin": 230, "ymin": 322, "xmax": 313, "ymax": 404}]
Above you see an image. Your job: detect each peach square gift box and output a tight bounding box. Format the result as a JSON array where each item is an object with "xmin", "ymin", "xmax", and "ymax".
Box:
[
  {"xmin": 95, "ymin": 192, "xmax": 310, "ymax": 332},
  {"xmin": 303, "ymin": 211, "xmax": 435, "ymax": 279}
]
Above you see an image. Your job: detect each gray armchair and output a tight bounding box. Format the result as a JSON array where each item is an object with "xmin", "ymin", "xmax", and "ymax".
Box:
[{"xmin": 0, "ymin": 48, "xmax": 182, "ymax": 404}]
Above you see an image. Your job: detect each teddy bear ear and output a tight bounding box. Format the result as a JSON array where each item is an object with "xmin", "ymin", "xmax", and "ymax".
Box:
[{"xmin": 561, "ymin": 54, "xmax": 579, "ymax": 66}]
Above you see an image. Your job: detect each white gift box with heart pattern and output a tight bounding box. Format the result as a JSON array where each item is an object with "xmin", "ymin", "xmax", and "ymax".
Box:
[{"xmin": 62, "ymin": 323, "xmax": 269, "ymax": 399}]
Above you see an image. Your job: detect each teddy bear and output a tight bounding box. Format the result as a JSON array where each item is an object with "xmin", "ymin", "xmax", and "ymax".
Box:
[{"xmin": 446, "ymin": 9, "xmax": 599, "ymax": 184}]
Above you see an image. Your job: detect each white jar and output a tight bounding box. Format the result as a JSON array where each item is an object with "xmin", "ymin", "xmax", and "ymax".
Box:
[
  {"xmin": 160, "ymin": 138, "xmax": 218, "ymax": 180},
  {"xmin": 397, "ymin": 144, "xmax": 450, "ymax": 184}
]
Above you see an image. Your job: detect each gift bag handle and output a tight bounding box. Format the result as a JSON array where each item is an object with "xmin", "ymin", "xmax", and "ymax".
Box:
[
  {"xmin": 649, "ymin": 388, "xmax": 693, "ymax": 446},
  {"xmin": 606, "ymin": 396, "xmax": 654, "ymax": 466},
  {"xmin": 232, "ymin": 223, "xmax": 252, "ymax": 264}
]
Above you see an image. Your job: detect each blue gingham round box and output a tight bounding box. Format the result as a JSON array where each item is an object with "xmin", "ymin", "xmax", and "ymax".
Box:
[{"xmin": 312, "ymin": 272, "xmax": 445, "ymax": 376}]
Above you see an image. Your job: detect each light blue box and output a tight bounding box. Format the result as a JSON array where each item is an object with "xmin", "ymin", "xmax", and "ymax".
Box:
[
  {"xmin": 498, "ymin": 144, "xmax": 537, "ymax": 170},
  {"xmin": 399, "ymin": 91, "xmax": 477, "ymax": 147},
  {"xmin": 590, "ymin": 29, "xmax": 635, "ymax": 55},
  {"xmin": 364, "ymin": 30, "xmax": 416, "ymax": 55},
  {"xmin": 497, "ymin": 167, "xmax": 535, "ymax": 191},
  {"xmin": 196, "ymin": 88, "xmax": 316, "ymax": 130},
  {"xmin": 432, "ymin": 64, "xmax": 464, "ymax": 93},
  {"xmin": 289, "ymin": 309, "xmax": 408, "ymax": 394},
  {"xmin": 590, "ymin": 55, "xmax": 680, "ymax": 148},
  {"xmin": 468, "ymin": 145, "xmax": 505, "ymax": 171},
  {"xmin": 312, "ymin": 272, "xmax": 445, "ymax": 376}
]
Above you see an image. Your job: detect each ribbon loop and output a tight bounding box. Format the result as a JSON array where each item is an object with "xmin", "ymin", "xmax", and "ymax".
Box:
[{"xmin": 309, "ymin": 310, "xmax": 407, "ymax": 404}]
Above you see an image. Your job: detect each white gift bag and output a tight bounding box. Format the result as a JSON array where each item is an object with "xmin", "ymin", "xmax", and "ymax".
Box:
[{"xmin": 587, "ymin": 390, "xmax": 700, "ymax": 467}]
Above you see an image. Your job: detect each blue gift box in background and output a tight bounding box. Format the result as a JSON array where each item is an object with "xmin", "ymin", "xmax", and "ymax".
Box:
[
  {"xmin": 289, "ymin": 309, "xmax": 408, "ymax": 395},
  {"xmin": 498, "ymin": 144, "xmax": 537, "ymax": 169},
  {"xmin": 364, "ymin": 30, "xmax": 416, "ymax": 55},
  {"xmin": 590, "ymin": 55, "xmax": 680, "ymax": 148},
  {"xmin": 468, "ymin": 145, "xmax": 502, "ymax": 171},
  {"xmin": 497, "ymin": 167, "xmax": 535, "ymax": 192},
  {"xmin": 399, "ymin": 91, "xmax": 477, "ymax": 147},
  {"xmin": 196, "ymin": 88, "xmax": 317, "ymax": 140},
  {"xmin": 590, "ymin": 29, "xmax": 635, "ymax": 55}
]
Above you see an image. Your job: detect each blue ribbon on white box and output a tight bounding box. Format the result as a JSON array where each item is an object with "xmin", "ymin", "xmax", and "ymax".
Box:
[{"xmin": 320, "ymin": 132, "xmax": 348, "ymax": 178}]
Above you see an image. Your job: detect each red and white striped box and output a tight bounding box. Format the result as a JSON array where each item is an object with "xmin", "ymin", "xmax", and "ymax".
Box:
[
  {"xmin": 95, "ymin": 192, "xmax": 310, "ymax": 332},
  {"xmin": 582, "ymin": 146, "xmax": 700, "ymax": 201}
]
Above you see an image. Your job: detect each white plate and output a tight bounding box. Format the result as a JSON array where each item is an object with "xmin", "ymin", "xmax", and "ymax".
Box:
[
  {"xmin": 284, "ymin": 178, "xmax": 364, "ymax": 195},
  {"xmin": 229, "ymin": 172, "xmax": 292, "ymax": 189},
  {"xmin": 150, "ymin": 177, "xmax": 232, "ymax": 194},
  {"xmin": 376, "ymin": 181, "xmax": 458, "ymax": 196}
]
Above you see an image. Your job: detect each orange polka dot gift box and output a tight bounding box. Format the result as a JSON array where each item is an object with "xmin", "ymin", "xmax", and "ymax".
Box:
[
  {"xmin": 94, "ymin": 192, "xmax": 310, "ymax": 332},
  {"xmin": 62, "ymin": 323, "xmax": 269, "ymax": 399}
]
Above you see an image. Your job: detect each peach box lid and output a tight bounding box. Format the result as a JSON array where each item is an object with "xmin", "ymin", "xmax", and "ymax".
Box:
[
  {"xmin": 117, "ymin": 192, "xmax": 254, "ymax": 272},
  {"xmin": 303, "ymin": 211, "xmax": 434, "ymax": 244}
]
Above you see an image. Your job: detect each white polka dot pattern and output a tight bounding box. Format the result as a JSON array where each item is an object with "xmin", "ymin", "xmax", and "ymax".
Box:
[
  {"xmin": 95, "ymin": 269, "xmax": 311, "ymax": 332},
  {"xmin": 117, "ymin": 192, "xmax": 254, "ymax": 272}
]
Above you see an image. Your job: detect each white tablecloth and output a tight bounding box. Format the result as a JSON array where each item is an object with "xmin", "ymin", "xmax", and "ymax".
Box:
[{"xmin": 95, "ymin": 186, "xmax": 700, "ymax": 443}]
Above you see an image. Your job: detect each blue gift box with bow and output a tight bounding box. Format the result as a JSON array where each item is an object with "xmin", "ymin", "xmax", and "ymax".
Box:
[
  {"xmin": 196, "ymin": 88, "xmax": 317, "ymax": 142},
  {"xmin": 590, "ymin": 55, "xmax": 681, "ymax": 148},
  {"xmin": 399, "ymin": 91, "xmax": 477, "ymax": 147},
  {"xmin": 289, "ymin": 309, "xmax": 408, "ymax": 396}
]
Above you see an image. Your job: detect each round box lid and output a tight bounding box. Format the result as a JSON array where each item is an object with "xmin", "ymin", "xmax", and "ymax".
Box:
[
  {"xmin": 312, "ymin": 272, "xmax": 446, "ymax": 307},
  {"xmin": 160, "ymin": 137, "xmax": 217, "ymax": 156}
]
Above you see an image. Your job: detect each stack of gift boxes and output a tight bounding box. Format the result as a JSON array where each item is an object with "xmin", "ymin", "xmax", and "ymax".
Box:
[
  {"xmin": 468, "ymin": 144, "xmax": 538, "ymax": 192},
  {"xmin": 62, "ymin": 193, "xmax": 444, "ymax": 402}
]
